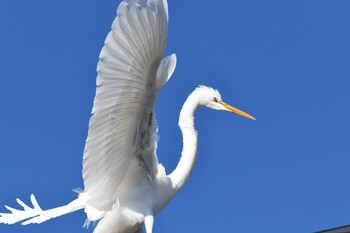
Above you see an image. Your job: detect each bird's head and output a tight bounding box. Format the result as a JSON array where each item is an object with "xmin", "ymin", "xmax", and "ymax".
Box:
[{"xmin": 194, "ymin": 85, "xmax": 256, "ymax": 120}]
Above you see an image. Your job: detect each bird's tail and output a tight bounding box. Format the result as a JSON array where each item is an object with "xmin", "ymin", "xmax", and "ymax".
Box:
[{"xmin": 0, "ymin": 193, "xmax": 87, "ymax": 225}]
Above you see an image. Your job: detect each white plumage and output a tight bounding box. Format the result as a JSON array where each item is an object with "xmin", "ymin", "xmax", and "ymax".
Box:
[
  {"xmin": 82, "ymin": 0, "xmax": 175, "ymax": 216},
  {"xmin": 0, "ymin": 0, "xmax": 255, "ymax": 232}
]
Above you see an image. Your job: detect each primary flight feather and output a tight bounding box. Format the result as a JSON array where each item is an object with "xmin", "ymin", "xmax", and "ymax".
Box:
[{"xmin": 0, "ymin": 0, "xmax": 255, "ymax": 232}]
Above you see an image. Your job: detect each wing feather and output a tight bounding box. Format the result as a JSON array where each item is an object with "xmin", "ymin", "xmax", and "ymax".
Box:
[{"xmin": 82, "ymin": 0, "xmax": 170, "ymax": 214}]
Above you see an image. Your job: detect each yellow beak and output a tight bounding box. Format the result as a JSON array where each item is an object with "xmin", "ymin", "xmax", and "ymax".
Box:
[{"xmin": 220, "ymin": 101, "xmax": 256, "ymax": 120}]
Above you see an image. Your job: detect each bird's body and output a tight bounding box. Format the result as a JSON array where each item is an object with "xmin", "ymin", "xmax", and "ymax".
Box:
[
  {"xmin": 91, "ymin": 175, "xmax": 173, "ymax": 233},
  {"xmin": 0, "ymin": 0, "xmax": 255, "ymax": 232}
]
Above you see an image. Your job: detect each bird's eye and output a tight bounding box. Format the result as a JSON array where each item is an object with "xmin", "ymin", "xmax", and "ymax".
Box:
[{"xmin": 213, "ymin": 97, "xmax": 218, "ymax": 102}]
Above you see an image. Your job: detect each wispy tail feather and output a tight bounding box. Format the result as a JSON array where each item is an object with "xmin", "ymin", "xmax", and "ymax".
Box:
[{"xmin": 0, "ymin": 194, "xmax": 86, "ymax": 225}]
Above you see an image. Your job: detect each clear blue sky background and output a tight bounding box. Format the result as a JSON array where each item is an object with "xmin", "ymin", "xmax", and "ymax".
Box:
[{"xmin": 0, "ymin": 0, "xmax": 349, "ymax": 232}]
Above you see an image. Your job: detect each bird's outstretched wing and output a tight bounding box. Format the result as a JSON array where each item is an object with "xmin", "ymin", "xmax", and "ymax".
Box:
[{"xmin": 82, "ymin": 0, "xmax": 176, "ymax": 216}]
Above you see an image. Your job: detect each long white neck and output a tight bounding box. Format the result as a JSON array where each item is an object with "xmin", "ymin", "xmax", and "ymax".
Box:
[{"xmin": 168, "ymin": 91, "xmax": 200, "ymax": 190}]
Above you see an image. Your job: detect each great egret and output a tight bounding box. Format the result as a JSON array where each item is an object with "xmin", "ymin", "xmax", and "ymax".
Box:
[{"xmin": 0, "ymin": 0, "xmax": 255, "ymax": 232}]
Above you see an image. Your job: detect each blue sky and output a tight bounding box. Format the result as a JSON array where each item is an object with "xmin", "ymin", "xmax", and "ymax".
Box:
[{"xmin": 0, "ymin": 0, "xmax": 349, "ymax": 232}]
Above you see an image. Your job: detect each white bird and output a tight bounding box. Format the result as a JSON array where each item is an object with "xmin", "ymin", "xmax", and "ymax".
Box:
[{"xmin": 0, "ymin": 0, "xmax": 255, "ymax": 232}]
